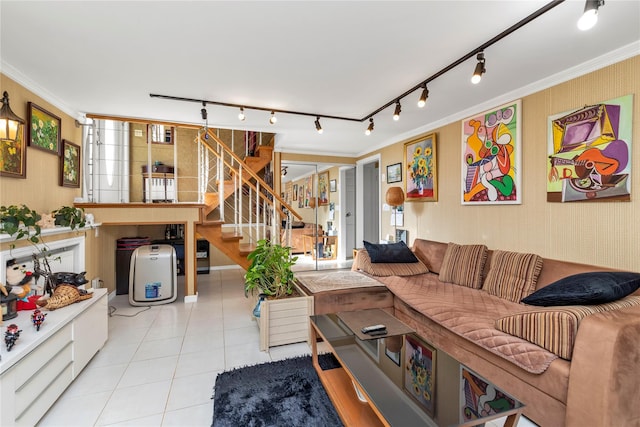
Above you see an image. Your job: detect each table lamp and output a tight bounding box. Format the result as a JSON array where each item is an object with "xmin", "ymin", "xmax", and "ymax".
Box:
[{"xmin": 385, "ymin": 187, "xmax": 405, "ymax": 241}]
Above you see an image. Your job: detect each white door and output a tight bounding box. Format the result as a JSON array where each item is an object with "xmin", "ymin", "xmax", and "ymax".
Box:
[{"xmin": 343, "ymin": 167, "xmax": 356, "ymax": 258}]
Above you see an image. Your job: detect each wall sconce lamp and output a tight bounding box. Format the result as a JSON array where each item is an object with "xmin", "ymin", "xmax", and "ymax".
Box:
[
  {"xmin": 0, "ymin": 91, "xmax": 25, "ymax": 142},
  {"xmin": 471, "ymin": 52, "xmax": 486, "ymax": 84},
  {"xmin": 578, "ymin": 0, "xmax": 604, "ymax": 31}
]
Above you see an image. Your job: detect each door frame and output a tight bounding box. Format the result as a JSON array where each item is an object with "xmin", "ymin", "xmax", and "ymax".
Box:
[{"xmin": 356, "ymin": 153, "xmax": 381, "ymax": 249}]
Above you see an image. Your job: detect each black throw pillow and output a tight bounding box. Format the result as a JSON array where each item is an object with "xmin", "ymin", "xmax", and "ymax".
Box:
[
  {"xmin": 521, "ymin": 271, "xmax": 640, "ymax": 306},
  {"xmin": 363, "ymin": 240, "xmax": 418, "ymax": 263}
]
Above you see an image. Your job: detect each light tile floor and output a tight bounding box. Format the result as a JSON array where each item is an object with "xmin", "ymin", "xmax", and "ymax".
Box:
[{"xmin": 38, "ymin": 267, "xmax": 538, "ymax": 427}]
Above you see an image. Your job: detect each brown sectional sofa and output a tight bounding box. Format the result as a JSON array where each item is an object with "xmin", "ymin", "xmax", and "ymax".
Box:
[{"xmin": 305, "ymin": 238, "xmax": 640, "ymax": 427}]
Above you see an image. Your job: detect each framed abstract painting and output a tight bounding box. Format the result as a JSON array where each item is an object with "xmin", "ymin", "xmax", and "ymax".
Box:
[
  {"xmin": 546, "ymin": 94, "xmax": 632, "ymax": 202},
  {"xmin": 461, "ymin": 100, "xmax": 521, "ymax": 205}
]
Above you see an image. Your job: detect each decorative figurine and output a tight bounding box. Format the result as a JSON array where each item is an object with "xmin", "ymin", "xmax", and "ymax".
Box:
[
  {"xmin": 31, "ymin": 309, "xmax": 47, "ymax": 331},
  {"xmin": 5, "ymin": 323, "xmax": 22, "ymax": 351}
]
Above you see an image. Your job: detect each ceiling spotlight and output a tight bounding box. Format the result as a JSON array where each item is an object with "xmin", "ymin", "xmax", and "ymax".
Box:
[
  {"xmin": 365, "ymin": 118, "xmax": 374, "ymax": 135},
  {"xmin": 238, "ymin": 107, "xmax": 245, "ymax": 121},
  {"xmin": 393, "ymin": 101, "xmax": 401, "ymax": 121},
  {"xmin": 314, "ymin": 116, "xmax": 323, "ymax": 134},
  {"xmin": 417, "ymin": 85, "xmax": 429, "ymax": 108},
  {"xmin": 578, "ymin": 0, "xmax": 604, "ymax": 31},
  {"xmin": 269, "ymin": 111, "xmax": 277, "ymax": 124},
  {"xmin": 200, "ymin": 102, "xmax": 208, "ymax": 120},
  {"xmin": 471, "ymin": 52, "xmax": 486, "ymax": 84}
]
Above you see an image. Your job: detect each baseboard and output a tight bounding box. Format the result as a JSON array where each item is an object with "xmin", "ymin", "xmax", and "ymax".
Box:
[
  {"xmin": 211, "ymin": 265, "xmax": 244, "ymax": 271},
  {"xmin": 184, "ymin": 293, "xmax": 198, "ymax": 303}
]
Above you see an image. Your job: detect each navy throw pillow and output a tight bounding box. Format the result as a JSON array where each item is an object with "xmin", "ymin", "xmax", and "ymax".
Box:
[
  {"xmin": 521, "ymin": 271, "xmax": 640, "ymax": 306},
  {"xmin": 363, "ymin": 241, "xmax": 418, "ymax": 263}
]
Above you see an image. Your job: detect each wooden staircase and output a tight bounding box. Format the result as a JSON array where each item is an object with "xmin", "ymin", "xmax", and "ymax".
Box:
[{"xmin": 193, "ymin": 132, "xmax": 300, "ymax": 270}]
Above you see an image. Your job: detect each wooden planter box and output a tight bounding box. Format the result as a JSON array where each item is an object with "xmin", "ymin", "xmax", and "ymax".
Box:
[{"xmin": 251, "ymin": 281, "xmax": 314, "ymax": 351}]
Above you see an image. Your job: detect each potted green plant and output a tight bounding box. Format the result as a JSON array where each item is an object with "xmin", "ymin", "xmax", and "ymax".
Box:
[
  {"xmin": 0, "ymin": 204, "xmax": 42, "ymax": 244},
  {"xmin": 244, "ymin": 238, "xmax": 298, "ymax": 299},
  {"xmin": 244, "ymin": 238, "xmax": 313, "ymax": 351},
  {"xmin": 51, "ymin": 206, "xmax": 86, "ymax": 230}
]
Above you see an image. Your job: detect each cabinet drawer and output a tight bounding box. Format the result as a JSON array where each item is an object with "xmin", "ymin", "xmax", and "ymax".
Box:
[
  {"xmin": 15, "ymin": 363, "xmax": 73, "ymax": 427},
  {"xmin": 12, "ymin": 323, "xmax": 72, "ymax": 390},
  {"xmin": 15, "ymin": 341, "xmax": 73, "ymax": 418}
]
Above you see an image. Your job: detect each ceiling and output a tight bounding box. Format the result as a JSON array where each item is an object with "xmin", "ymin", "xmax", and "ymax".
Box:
[{"xmin": 2, "ymin": 1, "xmax": 639, "ymax": 158}]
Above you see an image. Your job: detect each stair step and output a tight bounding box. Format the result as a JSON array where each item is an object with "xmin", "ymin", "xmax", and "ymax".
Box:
[
  {"xmin": 221, "ymin": 232, "xmax": 243, "ymax": 242},
  {"xmin": 239, "ymin": 243, "xmax": 256, "ymax": 255},
  {"xmin": 199, "ymin": 219, "xmax": 224, "ymax": 227}
]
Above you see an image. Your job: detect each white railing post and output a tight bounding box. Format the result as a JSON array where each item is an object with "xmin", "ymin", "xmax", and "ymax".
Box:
[
  {"xmin": 256, "ymin": 182, "xmax": 261, "ymax": 240},
  {"xmin": 238, "ymin": 164, "xmax": 243, "ymax": 236},
  {"xmin": 218, "ymin": 139, "xmax": 224, "ymax": 222}
]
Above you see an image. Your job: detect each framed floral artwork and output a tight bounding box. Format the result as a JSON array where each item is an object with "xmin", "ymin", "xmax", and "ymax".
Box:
[
  {"xmin": 27, "ymin": 102, "xmax": 61, "ymax": 155},
  {"xmin": 404, "ymin": 334, "xmax": 436, "ymax": 417},
  {"xmin": 60, "ymin": 140, "xmax": 81, "ymax": 188},
  {"xmin": 0, "ymin": 124, "xmax": 27, "ymax": 178},
  {"xmin": 404, "ymin": 133, "xmax": 437, "ymax": 201},
  {"xmin": 318, "ymin": 171, "xmax": 329, "ymax": 206},
  {"xmin": 461, "ymin": 100, "xmax": 521, "ymax": 205}
]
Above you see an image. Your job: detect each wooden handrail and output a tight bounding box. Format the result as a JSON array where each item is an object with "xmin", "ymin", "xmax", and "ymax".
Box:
[{"xmin": 199, "ymin": 129, "xmax": 302, "ymax": 221}]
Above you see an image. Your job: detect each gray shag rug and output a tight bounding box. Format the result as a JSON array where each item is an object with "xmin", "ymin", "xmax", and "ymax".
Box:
[{"xmin": 212, "ymin": 354, "xmax": 344, "ymax": 427}]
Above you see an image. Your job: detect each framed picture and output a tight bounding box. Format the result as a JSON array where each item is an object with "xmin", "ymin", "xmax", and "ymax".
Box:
[
  {"xmin": 0, "ymin": 123, "xmax": 27, "ymax": 178},
  {"xmin": 318, "ymin": 171, "xmax": 329, "ymax": 206},
  {"xmin": 60, "ymin": 140, "xmax": 81, "ymax": 188},
  {"xmin": 461, "ymin": 99, "xmax": 521, "ymax": 205},
  {"xmin": 330, "ymin": 179, "xmax": 337, "ymax": 192},
  {"xmin": 546, "ymin": 94, "xmax": 632, "ymax": 203},
  {"xmin": 395, "ymin": 229, "xmax": 407, "ymax": 245},
  {"xmin": 147, "ymin": 124, "xmax": 174, "ymax": 144},
  {"xmin": 404, "ymin": 334, "xmax": 436, "ymax": 417},
  {"xmin": 27, "ymin": 102, "xmax": 61, "ymax": 155},
  {"xmin": 404, "ymin": 133, "xmax": 437, "ymax": 201},
  {"xmin": 460, "ymin": 366, "xmax": 518, "ymax": 423},
  {"xmin": 298, "ymin": 185, "xmax": 304, "ymax": 208},
  {"xmin": 293, "ymin": 184, "xmax": 298, "ymax": 201},
  {"xmin": 387, "ymin": 162, "xmax": 402, "ymax": 183}
]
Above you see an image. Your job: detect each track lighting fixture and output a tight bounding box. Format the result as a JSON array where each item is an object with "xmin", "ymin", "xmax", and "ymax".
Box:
[
  {"xmin": 314, "ymin": 116, "xmax": 323, "ymax": 134},
  {"xmin": 417, "ymin": 86, "xmax": 429, "ymax": 108},
  {"xmin": 393, "ymin": 101, "xmax": 401, "ymax": 121},
  {"xmin": 365, "ymin": 118, "xmax": 374, "ymax": 135},
  {"xmin": 200, "ymin": 102, "xmax": 208, "ymax": 120},
  {"xmin": 151, "ymin": 2, "xmax": 563, "ymax": 136},
  {"xmin": 0, "ymin": 91, "xmax": 25, "ymax": 142},
  {"xmin": 471, "ymin": 52, "xmax": 486, "ymax": 84},
  {"xmin": 578, "ymin": 0, "xmax": 604, "ymax": 31}
]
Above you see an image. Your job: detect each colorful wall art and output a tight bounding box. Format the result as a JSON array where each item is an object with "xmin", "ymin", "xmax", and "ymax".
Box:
[
  {"xmin": 461, "ymin": 100, "xmax": 521, "ymax": 205},
  {"xmin": 547, "ymin": 94, "xmax": 633, "ymax": 202},
  {"xmin": 404, "ymin": 334, "xmax": 436, "ymax": 416},
  {"xmin": 404, "ymin": 133, "xmax": 437, "ymax": 201},
  {"xmin": 460, "ymin": 367, "xmax": 518, "ymax": 423}
]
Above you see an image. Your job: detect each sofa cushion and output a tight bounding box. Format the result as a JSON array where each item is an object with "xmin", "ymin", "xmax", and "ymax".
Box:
[
  {"xmin": 355, "ymin": 249, "xmax": 428, "ymax": 277},
  {"xmin": 521, "ymin": 271, "xmax": 640, "ymax": 306},
  {"xmin": 483, "ymin": 250, "xmax": 543, "ymax": 302},
  {"xmin": 438, "ymin": 243, "xmax": 488, "ymax": 289},
  {"xmin": 496, "ymin": 296, "xmax": 640, "ymax": 360},
  {"xmin": 363, "ymin": 241, "xmax": 419, "ymax": 263}
]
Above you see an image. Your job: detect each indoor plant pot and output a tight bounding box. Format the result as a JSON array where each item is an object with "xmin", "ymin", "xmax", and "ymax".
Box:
[{"xmin": 245, "ymin": 239, "xmax": 314, "ymax": 351}]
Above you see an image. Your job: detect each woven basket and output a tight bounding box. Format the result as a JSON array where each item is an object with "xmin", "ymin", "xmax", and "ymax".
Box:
[{"xmin": 37, "ymin": 284, "xmax": 93, "ymax": 310}]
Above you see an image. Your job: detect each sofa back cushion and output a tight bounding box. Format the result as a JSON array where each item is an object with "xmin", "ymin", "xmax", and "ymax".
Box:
[
  {"xmin": 354, "ymin": 249, "xmax": 429, "ymax": 277},
  {"xmin": 483, "ymin": 250, "xmax": 543, "ymax": 302},
  {"xmin": 438, "ymin": 243, "xmax": 488, "ymax": 289},
  {"xmin": 496, "ymin": 296, "xmax": 640, "ymax": 359},
  {"xmin": 411, "ymin": 239, "xmax": 448, "ymax": 274}
]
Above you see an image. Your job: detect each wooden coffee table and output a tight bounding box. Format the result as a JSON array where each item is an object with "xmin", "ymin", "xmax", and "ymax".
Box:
[{"xmin": 310, "ymin": 308, "xmax": 525, "ymax": 426}]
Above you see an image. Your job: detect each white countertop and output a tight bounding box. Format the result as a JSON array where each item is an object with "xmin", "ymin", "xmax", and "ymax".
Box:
[{"xmin": 0, "ymin": 288, "xmax": 108, "ymax": 374}]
